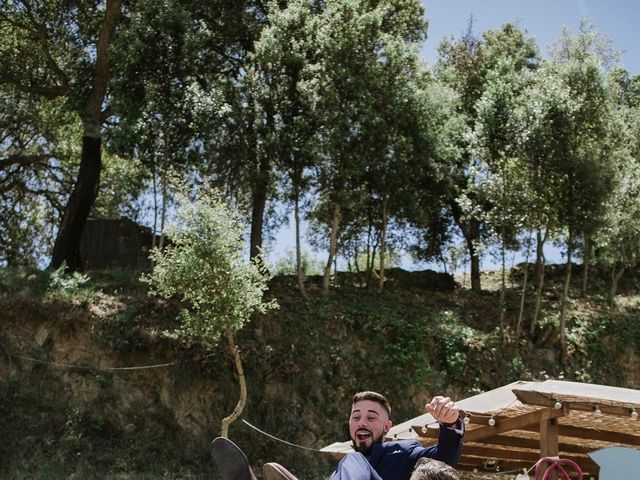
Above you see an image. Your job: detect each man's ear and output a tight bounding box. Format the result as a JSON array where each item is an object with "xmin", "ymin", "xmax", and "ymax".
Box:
[{"xmin": 384, "ymin": 419, "xmax": 393, "ymax": 433}]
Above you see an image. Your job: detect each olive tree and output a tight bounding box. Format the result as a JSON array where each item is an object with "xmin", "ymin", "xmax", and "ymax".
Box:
[{"xmin": 143, "ymin": 188, "xmax": 277, "ymax": 437}]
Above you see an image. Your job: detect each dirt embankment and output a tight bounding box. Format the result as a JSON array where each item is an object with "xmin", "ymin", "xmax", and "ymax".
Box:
[{"xmin": 1, "ymin": 268, "xmax": 639, "ymax": 478}]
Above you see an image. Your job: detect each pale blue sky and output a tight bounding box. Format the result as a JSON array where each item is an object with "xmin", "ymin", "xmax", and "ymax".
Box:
[
  {"xmin": 270, "ymin": 1, "xmax": 640, "ymax": 271},
  {"xmin": 421, "ymin": 0, "xmax": 640, "ymax": 74}
]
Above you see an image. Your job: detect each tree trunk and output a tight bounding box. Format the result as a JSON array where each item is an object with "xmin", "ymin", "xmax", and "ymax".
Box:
[
  {"xmin": 378, "ymin": 194, "xmax": 389, "ymax": 291},
  {"xmin": 50, "ymin": 136, "xmax": 102, "ymax": 270},
  {"xmin": 451, "ymin": 200, "xmax": 482, "ymax": 292},
  {"xmin": 152, "ymin": 163, "xmax": 158, "ymax": 252},
  {"xmin": 465, "ymin": 235, "xmax": 481, "ymax": 292},
  {"xmin": 366, "ymin": 217, "xmax": 373, "ymax": 275},
  {"xmin": 449, "ymin": 187, "xmax": 482, "ymax": 292},
  {"xmin": 581, "ymin": 235, "xmax": 591, "ymax": 297},
  {"xmin": 499, "ymin": 224, "xmax": 507, "ymax": 327},
  {"xmin": 220, "ymin": 324, "xmax": 247, "ymax": 438},
  {"xmin": 516, "ymin": 262, "xmax": 529, "ymax": 336},
  {"xmin": 150, "ymin": 162, "xmax": 158, "ymax": 269},
  {"xmin": 49, "ymin": 0, "xmax": 122, "ymax": 270},
  {"xmin": 559, "ymin": 231, "xmax": 574, "ymax": 365},
  {"xmin": 516, "ymin": 231, "xmax": 533, "ymax": 336},
  {"xmin": 249, "ymin": 154, "xmax": 270, "ymax": 261},
  {"xmin": 367, "ymin": 243, "xmax": 379, "ymax": 288},
  {"xmin": 608, "ymin": 262, "xmax": 625, "ymax": 308},
  {"xmin": 159, "ymin": 169, "xmax": 168, "ymax": 250},
  {"xmin": 366, "ymin": 211, "xmax": 375, "ymax": 285},
  {"xmin": 294, "ymin": 192, "xmax": 308, "ymax": 299},
  {"xmin": 531, "ymin": 228, "xmax": 547, "ymax": 335},
  {"xmin": 322, "ymin": 201, "xmax": 341, "ymax": 296}
]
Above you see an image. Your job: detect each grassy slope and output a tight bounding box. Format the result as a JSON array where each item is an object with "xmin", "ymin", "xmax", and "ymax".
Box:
[{"xmin": 0, "ymin": 266, "xmax": 639, "ymax": 478}]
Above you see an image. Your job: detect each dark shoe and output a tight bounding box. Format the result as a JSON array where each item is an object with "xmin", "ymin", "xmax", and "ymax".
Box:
[
  {"xmin": 211, "ymin": 437, "xmax": 257, "ymax": 480},
  {"xmin": 262, "ymin": 462, "xmax": 299, "ymax": 480}
]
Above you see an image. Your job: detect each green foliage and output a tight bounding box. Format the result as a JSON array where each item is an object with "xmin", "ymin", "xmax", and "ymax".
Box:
[
  {"xmin": 93, "ymin": 152, "xmax": 150, "ymax": 220},
  {"xmin": 379, "ymin": 323, "xmax": 441, "ymax": 390},
  {"xmin": 270, "ymin": 248, "xmax": 323, "ymax": 276},
  {"xmin": 434, "ymin": 311, "xmax": 488, "ymax": 386},
  {"xmin": 568, "ymin": 307, "xmax": 640, "ymax": 383},
  {"xmin": 1, "ymin": 0, "xmax": 639, "ymax": 302},
  {"xmin": 143, "ymin": 188, "xmax": 277, "ymax": 348},
  {"xmin": 0, "ymin": 371, "xmax": 209, "ymax": 479},
  {"xmin": 3, "ymin": 265, "xmax": 640, "ymax": 478},
  {"xmin": 0, "ymin": 91, "xmax": 78, "ymax": 267},
  {"xmin": 1, "ymin": 0, "xmax": 640, "ymax": 371},
  {"xmin": 93, "ymin": 306, "xmax": 150, "ymax": 354},
  {"xmin": 0, "ymin": 267, "xmax": 51, "ymax": 296},
  {"xmin": 47, "ymin": 263, "xmax": 96, "ymax": 302}
]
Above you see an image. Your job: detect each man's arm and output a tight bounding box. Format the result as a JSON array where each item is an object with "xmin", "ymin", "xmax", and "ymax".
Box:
[
  {"xmin": 417, "ymin": 396, "xmax": 464, "ymax": 466},
  {"xmin": 434, "ymin": 418, "xmax": 464, "ymax": 465},
  {"xmin": 408, "ymin": 418, "xmax": 464, "ymax": 467}
]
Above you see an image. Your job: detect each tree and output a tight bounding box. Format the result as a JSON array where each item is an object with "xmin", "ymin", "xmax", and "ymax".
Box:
[
  {"xmin": 434, "ymin": 20, "xmax": 490, "ymax": 292},
  {"xmin": 0, "ymin": 84, "xmax": 76, "ymax": 266},
  {"xmin": 245, "ymin": 0, "xmax": 321, "ymax": 296},
  {"xmin": 435, "ymin": 22, "xmax": 539, "ymax": 292},
  {"xmin": 403, "ymin": 77, "xmax": 468, "ymax": 277},
  {"xmin": 546, "ymin": 22, "xmax": 620, "ymax": 361},
  {"xmin": 514, "ymin": 62, "xmax": 567, "ymax": 334},
  {"xmin": 0, "ymin": 0, "xmax": 263, "ymax": 270},
  {"xmin": 596, "ymin": 70, "xmax": 640, "ymax": 306},
  {"xmin": 143, "ymin": 187, "xmax": 277, "ymax": 438},
  {"xmin": 297, "ymin": 0, "xmax": 426, "ymax": 295},
  {"xmin": 105, "ymin": 0, "xmax": 269, "ymax": 257},
  {"xmin": 0, "ymin": 0, "xmax": 125, "ymax": 270},
  {"xmin": 474, "ymin": 24, "xmax": 539, "ymax": 326}
]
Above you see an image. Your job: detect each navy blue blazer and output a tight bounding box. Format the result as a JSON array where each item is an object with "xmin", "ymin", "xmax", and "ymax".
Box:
[{"xmin": 366, "ymin": 426, "xmax": 463, "ymax": 480}]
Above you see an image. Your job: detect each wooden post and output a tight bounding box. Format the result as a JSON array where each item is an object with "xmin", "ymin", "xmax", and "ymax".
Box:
[{"xmin": 540, "ymin": 408, "xmax": 559, "ymax": 480}]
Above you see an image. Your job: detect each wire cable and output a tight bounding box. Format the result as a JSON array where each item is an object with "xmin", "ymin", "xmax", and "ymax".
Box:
[
  {"xmin": 8, "ymin": 351, "xmax": 215, "ymax": 372},
  {"xmin": 241, "ymin": 418, "xmax": 331, "ymax": 453}
]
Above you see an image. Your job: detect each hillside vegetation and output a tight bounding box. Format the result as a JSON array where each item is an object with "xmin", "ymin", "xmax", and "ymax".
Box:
[{"xmin": 1, "ymin": 266, "xmax": 639, "ymax": 479}]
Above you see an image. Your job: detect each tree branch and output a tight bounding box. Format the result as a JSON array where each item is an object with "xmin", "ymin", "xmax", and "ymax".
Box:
[
  {"xmin": 0, "ymin": 153, "xmax": 51, "ymax": 170},
  {"xmin": 84, "ymin": 0, "xmax": 123, "ymax": 136},
  {"xmin": 33, "ymin": 22, "xmax": 70, "ymax": 91}
]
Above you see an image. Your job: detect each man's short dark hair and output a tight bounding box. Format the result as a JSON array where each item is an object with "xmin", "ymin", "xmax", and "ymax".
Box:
[
  {"xmin": 411, "ymin": 458, "xmax": 461, "ymax": 480},
  {"xmin": 352, "ymin": 391, "xmax": 391, "ymax": 417}
]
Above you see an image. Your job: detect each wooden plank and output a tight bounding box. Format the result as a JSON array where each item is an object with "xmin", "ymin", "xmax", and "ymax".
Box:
[
  {"xmin": 513, "ymin": 380, "xmax": 640, "ymax": 404},
  {"xmin": 461, "ymin": 407, "xmax": 566, "ymax": 443},
  {"xmin": 540, "ymin": 411, "xmax": 560, "ymax": 480},
  {"xmin": 457, "ymin": 455, "xmax": 532, "ymax": 473},
  {"xmin": 518, "ymin": 424, "xmax": 640, "ymax": 446},
  {"xmin": 465, "ymin": 434, "xmax": 592, "ymax": 454},
  {"xmin": 461, "ymin": 445, "xmax": 599, "ymax": 472},
  {"xmin": 462, "ymin": 445, "xmax": 544, "ymax": 461},
  {"xmin": 513, "ymin": 388, "xmax": 640, "ymax": 417},
  {"xmin": 540, "ymin": 411, "xmax": 559, "ymax": 457},
  {"xmin": 413, "ymin": 407, "xmax": 566, "ymax": 442}
]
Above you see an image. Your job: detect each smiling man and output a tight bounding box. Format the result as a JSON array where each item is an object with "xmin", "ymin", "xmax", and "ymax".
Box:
[
  {"xmin": 331, "ymin": 391, "xmax": 463, "ymax": 480},
  {"xmin": 349, "ymin": 394, "xmax": 392, "ymax": 456},
  {"xmin": 211, "ymin": 391, "xmax": 463, "ymax": 480}
]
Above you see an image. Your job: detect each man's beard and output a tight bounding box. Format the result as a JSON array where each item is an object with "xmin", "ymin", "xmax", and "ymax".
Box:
[{"xmin": 352, "ymin": 433, "xmax": 384, "ymax": 456}]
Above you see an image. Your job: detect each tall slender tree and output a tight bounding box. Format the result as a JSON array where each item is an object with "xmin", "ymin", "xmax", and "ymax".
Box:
[
  {"xmin": 474, "ymin": 24, "xmax": 539, "ymax": 325},
  {"xmin": 548, "ymin": 22, "xmax": 620, "ymax": 361},
  {"xmin": 299, "ymin": 0, "xmax": 427, "ymax": 295}
]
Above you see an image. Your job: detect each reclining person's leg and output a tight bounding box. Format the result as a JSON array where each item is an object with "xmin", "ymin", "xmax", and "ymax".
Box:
[
  {"xmin": 211, "ymin": 437, "xmax": 257, "ymax": 480},
  {"xmin": 330, "ymin": 453, "xmax": 384, "ymax": 480},
  {"xmin": 263, "ymin": 462, "xmax": 300, "ymax": 480}
]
